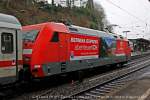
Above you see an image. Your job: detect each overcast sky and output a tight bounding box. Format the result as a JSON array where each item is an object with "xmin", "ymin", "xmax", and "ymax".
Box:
[
  {"xmin": 48, "ymin": 0, "xmax": 150, "ymax": 39},
  {"xmin": 95, "ymin": 0, "xmax": 150, "ymax": 39}
]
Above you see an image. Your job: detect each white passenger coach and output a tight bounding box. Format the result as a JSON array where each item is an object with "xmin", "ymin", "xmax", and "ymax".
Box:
[{"xmin": 0, "ymin": 13, "xmax": 22, "ymax": 85}]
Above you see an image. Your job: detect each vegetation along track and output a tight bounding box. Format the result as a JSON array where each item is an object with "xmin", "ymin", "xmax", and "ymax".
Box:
[{"xmin": 10, "ymin": 53, "xmax": 150, "ymax": 100}]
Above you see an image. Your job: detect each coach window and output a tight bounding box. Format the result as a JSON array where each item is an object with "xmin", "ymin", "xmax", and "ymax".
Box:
[
  {"xmin": 1, "ymin": 33, "xmax": 13, "ymax": 53},
  {"xmin": 51, "ymin": 32, "xmax": 59, "ymax": 42}
]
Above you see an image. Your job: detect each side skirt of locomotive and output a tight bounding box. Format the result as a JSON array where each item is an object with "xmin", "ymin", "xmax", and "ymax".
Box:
[{"xmin": 36, "ymin": 56, "xmax": 127, "ymax": 78}]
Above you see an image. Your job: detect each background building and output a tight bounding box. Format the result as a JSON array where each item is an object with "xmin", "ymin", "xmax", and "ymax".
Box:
[
  {"xmin": 129, "ymin": 38, "xmax": 150, "ymax": 52},
  {"xmin": 54, "ymin": 0, "xmax": 88, "ymax": 7}
]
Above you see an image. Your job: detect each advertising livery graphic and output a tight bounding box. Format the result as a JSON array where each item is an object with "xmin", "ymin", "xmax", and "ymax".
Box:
[
  {"xmin": 70, "ymin": 34, "xmax": 99, "ymax": 60},
  {"xmin": 101, "ymin": 37, "xmax": 116, "ymax": 57}
]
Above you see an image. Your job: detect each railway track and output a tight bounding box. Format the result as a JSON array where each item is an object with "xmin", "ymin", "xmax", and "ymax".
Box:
[
  {"xmin": 0, "ymin": 53, "xmax": 147, "ymax": 100},
  {"xmin": 61, "ymin": 59, "xmax": 150, "ymax": 100},
  {"xmin": 65, "ymin": 65, "xmax": 150, "ymax": 100},
  {"xmin": 10, "ymin": 54, "xmax": 150, "ymax": 100}
]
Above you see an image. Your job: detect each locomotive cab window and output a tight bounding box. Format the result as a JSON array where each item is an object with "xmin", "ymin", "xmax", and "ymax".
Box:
[
  {"xmin": 1, "ymin": 33, "xmax": 14, "ymax": 53},
  {"xmin": 23, "ymin": 30, "xmax": 39, "ymax": 42},
  {"xmin": 51, "ymin": 32, "xmax": 59, "ymax": 42}
]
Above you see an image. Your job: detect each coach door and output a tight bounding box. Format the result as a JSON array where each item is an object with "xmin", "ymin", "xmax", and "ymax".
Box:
[
  {"xmin": 59, "ymin": 33, "xmax": 68, "ymax": 72},
  {"xmin": 0, "ymin": 28, "xmax": 17, "ymax": 82}
]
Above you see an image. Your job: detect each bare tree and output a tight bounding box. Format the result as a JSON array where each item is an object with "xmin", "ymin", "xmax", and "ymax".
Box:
[
  {"xmin": 66, "ymin": 0, "xmax": 71, "ymax": 8},
  {"xmin": 51, "ymin": 0, "xmax": 54, "ymax": 5},
  {"xmin": 86, "ymin": 0, "xmax": 94, "ymax": 9},
  {"xmin": 72, "ymin": 0, "xmax": 75, "ymax": 7},
  {"xmin": 2, "ymin": 0, "xmax": 19, "ymax": 8},
  {"xmin": 4, "ymin": 0, "xmax": 11, "ymax": 8},
  {"xmin": 26, "ymin": 0, "xmax": 31, "ymax": 6},
  {"xmin": 66, "ymin": 0, "xmax": 76, "ymax": 8}
]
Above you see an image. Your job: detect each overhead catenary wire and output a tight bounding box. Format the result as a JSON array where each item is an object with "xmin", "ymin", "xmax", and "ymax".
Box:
[
  {"xmin": 105, "ymin": 0, "xmax": 150, "ymax": 26},
  {"xmin": 136, "ymin": 0, "xmax": 150, "ymax": 15}
]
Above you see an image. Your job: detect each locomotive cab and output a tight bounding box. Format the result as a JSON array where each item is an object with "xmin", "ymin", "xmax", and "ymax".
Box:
[
  {"xmin": 22, "ymin": 22, "xmax": 70, "ymax": 78},
  {"xmin": 22, "ymin": 29, "xmax": 39, "ymax": 64}
]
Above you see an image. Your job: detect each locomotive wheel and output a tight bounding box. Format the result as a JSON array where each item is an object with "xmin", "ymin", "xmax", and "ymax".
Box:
[
  {"xmin": 18, "ymin": 69, "xmax": 24, "ymax": 82},
  {"xmin": 23, "ymin": 69, "xmax": 32, "ymax": 82},
  {"xmin": 18, "ymin": 66, "xmax": 32, "ymax": 82},
  {"xmin": 78, "ymin": 71, "xmax": 84, "ymax": 82},
  {"xmin": 117, "ymin": 62, "xmax": 125, "ymax": 67}
]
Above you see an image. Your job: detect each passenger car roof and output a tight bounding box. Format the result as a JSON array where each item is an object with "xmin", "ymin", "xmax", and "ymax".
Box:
[{"xmin": 0, "ymin": 13, "xmax": 21, "ymax": 29}]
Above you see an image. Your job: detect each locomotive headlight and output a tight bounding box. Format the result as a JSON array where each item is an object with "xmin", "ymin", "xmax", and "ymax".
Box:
[
  {"xmin": 34, "ymin": 65, "xmax": 41, "ymax": 69},
  {"xmin": 24, "ymin": 57, "xmax": 30, "ymax": 62}
]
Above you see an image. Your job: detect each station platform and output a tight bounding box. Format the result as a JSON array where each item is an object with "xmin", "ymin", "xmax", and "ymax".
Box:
[
  {"xmin": 131, "ymin": 50, "xmax": 150, "ymax": 56},
  {"xmin": 109, "ymin": 72, "xmax": 150, "ymax": 100}
]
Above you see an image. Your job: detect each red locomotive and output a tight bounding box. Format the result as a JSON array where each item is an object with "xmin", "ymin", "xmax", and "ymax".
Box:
[{"xmin": 22, "ymin": 22, "xmax": 131, "ymax": 79}]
